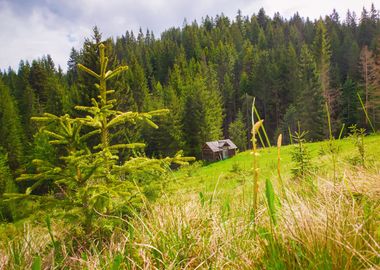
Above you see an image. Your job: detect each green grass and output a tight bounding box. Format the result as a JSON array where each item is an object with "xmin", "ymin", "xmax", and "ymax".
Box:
[
  {"xmin": 1, "ymin": 134, "xmax": 379, "ymax": 269},
  {"xmin": 169, "ymin": 133, "xmax": 380, "ymax": 195}
]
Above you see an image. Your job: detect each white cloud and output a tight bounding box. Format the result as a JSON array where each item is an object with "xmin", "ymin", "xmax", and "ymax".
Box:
[{"xmin": 0, "ymin": 1, "xmax": 88, "ymax": 71}]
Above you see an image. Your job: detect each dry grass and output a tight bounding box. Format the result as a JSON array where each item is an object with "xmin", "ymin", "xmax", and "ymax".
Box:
[
  {"xmin": 1, "ymin": 142, "xmax": 379, "ymax": 269},
  {"xmin": 2, "ymin": 166, "xmax": 376, "ymax": 269}
]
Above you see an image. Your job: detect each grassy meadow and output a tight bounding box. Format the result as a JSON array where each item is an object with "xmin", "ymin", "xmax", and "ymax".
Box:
[
  {"xmin": 1, "ymin": 134, "xmax": 379, "ymax": 269},
  {"xmin": 2, "ymin": 4, "xmax": 380, "ymax": 269}
]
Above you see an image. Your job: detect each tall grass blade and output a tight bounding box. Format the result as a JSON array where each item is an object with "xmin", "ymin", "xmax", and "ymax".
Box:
[
  {"xmin": 257, "ymin": 128, "xmax": 266, "ymax": 148},
  {"xmin": 277, "ymin": 134, "xmax": 285, "ymax": 197},
  {"xmin": 338, "ymin": 123, "xmax": 345, "ymax": 140},
  {"xmin": 32, "ymin": 256, "xmax": 42, "ymax": 270},
  {"xmin": 265, "ymin": 178, "xmax": 277, "ymax": 226},
  {"xmin": 254, "ymin": 107, "xmax": 271, "ymax": 147},
  {"xmin": 357, "ymin": 92, "xmax": 376, "ymax": 133},
  {"xmin": 199, "ymin": 192, "xmax": 205, "ymax": 207},
  {"xmin": 45, "ymin": 215, "xmax": 58, "ymax": 250},
  {"xmin": 325, "ymin": 102, "xmax": 337, "ymax": 183},
  {"xmin": 325, "ymin": 102, "xmax": 333, "ymax": 141},
  {"xmin": 111, "ymin": 253, "xmax": 123, "ymax": 270},
  {"xmin": 251, "ymin": 97, "xmax": 258, "ymax": 226},
  {"xmin": 210, "ymin": 174, "xmax": 222, "ymax": 206},
  {"xmin": 288, "ymin": 126, "xmax": 293, "ymax": 144}
]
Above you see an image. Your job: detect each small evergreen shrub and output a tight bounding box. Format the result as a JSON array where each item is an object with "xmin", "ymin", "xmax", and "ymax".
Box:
[
  {"xmin": 3, "ymin": 44, "xmax": 194, "ymax": 234},
  {"xmin": 291, "ymin": 127, "xmax": 312, "ymax": 179},
  {"xmin": 348, "ymin": 124, "xmax": 366, "ymax": 166}
]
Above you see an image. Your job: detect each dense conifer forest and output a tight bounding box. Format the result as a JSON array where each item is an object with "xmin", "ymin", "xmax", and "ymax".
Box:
[
  {"xmin": 0, "ymin": 5, "xmax": 380, "ymax": 268},
  {"xmin": 1, "ymin": 6, "xmax": 380, "ymax": 162}
]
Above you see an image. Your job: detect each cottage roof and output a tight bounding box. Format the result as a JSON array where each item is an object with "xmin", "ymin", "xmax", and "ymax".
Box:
[{"xmin": 205, "ymin": 139, "xmax": 237, "ymax": 152}]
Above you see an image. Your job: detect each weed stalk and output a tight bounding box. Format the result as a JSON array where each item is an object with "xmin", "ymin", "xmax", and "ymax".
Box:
[
  {"xmin": 288, "ymin": 126, "xmax": 293, "ymax": 144},
  {"xmin": 251, "ymin": 98, "xmax": 263, "ymax": 227},
  {"xmin": 338, "ymin": 123, "xmax": 345, "ymax": 140},
  {"xmin": 357, "ymin": 93, "xmax": 376, "ymax": 133},
  {"xmin": 254, "ymin": 107, "xmax": 271, "ymax": 148},
  {"xmin": 277, "ymin": 134, "xmax": 285, "ymax": 197},
  {"xmin": 325, "ymin": 102, "xmax": 337, "ymax": 184}
]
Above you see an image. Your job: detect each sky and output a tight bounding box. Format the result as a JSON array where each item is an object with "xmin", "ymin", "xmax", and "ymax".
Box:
[{"xmin": 0, "ymin": 0, "xmax": 374, "ymax": 72}]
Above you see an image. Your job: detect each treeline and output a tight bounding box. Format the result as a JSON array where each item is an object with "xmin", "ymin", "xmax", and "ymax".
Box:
[{"xmin": 0, "ymin": 5, "xmax": 380, "ymax": 177}]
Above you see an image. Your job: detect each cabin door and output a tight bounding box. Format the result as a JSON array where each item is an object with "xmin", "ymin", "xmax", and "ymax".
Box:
[{"xmin": 222, "ymin": 149, "xmax": 228, "ymax": 159}]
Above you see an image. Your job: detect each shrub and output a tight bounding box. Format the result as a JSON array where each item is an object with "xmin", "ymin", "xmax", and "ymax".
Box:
[
  {"xmin": 291, "ymin": 126, "xmax": 312, "ymax": 179},
  {"xmin": 3, "ymin": 44, "xmax": 194, "ymax": 234}
]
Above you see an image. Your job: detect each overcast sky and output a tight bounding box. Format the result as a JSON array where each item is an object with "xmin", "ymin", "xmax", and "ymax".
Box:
[{"xmin": 0, "ymin": 0, "xmax": 374, "ymax": 72}]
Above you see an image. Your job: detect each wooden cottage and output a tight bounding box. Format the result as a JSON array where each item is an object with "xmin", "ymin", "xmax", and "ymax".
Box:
[{"xmin": 202, "ymin": 139, "xmax": 238, "ymax": 162}]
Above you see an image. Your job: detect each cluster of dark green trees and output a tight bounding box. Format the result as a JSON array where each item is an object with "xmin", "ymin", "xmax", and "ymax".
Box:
[{"xmin": 0, "ymin": 6, "xmax": 380, "ymax": 208}]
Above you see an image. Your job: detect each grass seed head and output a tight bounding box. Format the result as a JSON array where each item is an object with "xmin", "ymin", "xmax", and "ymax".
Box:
[{"xmin": 252, "ymin": 120, "xmax": 264, "ymax": 135}]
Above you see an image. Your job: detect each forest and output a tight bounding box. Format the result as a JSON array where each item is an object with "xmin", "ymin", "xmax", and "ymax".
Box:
[
  {"xmin": 1, "ymin": 6, "xmax": 380, "ymax": 161},
  {"xmin": 0, "ymin": 4, "xmax": 380, "ymax": 269}
]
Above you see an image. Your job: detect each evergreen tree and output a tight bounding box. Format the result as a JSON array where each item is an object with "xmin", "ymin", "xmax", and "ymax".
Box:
[
  {"xmin": 341, "ymin": 78, "xmax": 360, "ymax": 127},
  {"xmin": 228, "ymin": 111, "xmax": 247, "ymax": 151},
  {"xmin": 359, "ymin": 45, "xmax": 380, "ymax": 127},
  {"xmin": 358, "ymin": 7, "xmax": 377, "ymax": 47},
  {"xmin": 2, "ymin": 6, "xmax": 380, "ymax": 166},
  {"xmin": 0, "ymin": 148, "xmax": 18, "ymax": 221},
  {"xmin": 14, "ymin": 62, "xmax": 39, "ymax": 139},
  {"xmin": 6, "ymin": 44, "xmax": 193, "ymax": 232},
  {"xmin": 313, "ymin": 20, "xmax": 333, "ymax": 107},
  {"xmin": 126, "ymin": 56, "xmax": 149, "ymax": 111},
  {"xmin": 182, "ymin": 70, "xmax": 223, "ymax": 157},
  {"xmin": 297, "ymin": 45, "xmax": 325, "ymax": 140},
  {"xmin": 313, "ymin": 20, "xmax": 341, "ymax": 133},
  {"xmin": 143, "ymin": 83, "xmax": 184, "ymax": 156},
  {"xmin": 75, "ymin": 27, "xmax": 118, "ymax": 107},
  {"xmin": 0, "ymin": 79, "xmax": 24, "ymax": 169},
  {"xmin": 339, "ymin": 30, "xmax": 360, "ymax": 79}
]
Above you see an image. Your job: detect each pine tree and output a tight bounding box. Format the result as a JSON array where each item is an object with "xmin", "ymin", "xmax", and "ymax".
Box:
[
  {"xmin": 27, "ymin": 57, "xmax": 68, "ymax": 116},
  {"xmin": 228, "ymin": 111, "xmax": 247, "ymax": 151},
  {"xmin": 182, "ymin": 83, "xmax": 204, "ymax": 157},
  {"xmin": 359, "ymin": 45, "xmax": 380, "ymax": 127},
  {"xmin": 297, "ymin": 45, "xmax": 325, "ymax": 140},
  {"xmin": 313, "ymin": 20, "xmax": 333, "ymax": 107},
  {"xmin": 339, "ymin": 30, "xmax": 360, "ymax": 79},
  {"xmin": 13, "ymin": 62, "xmax": 39, "ymax": 140},
  {"xmin": 210, "ymin": 42, "xmax": 237, "ymax": 135},
  {"xmin": 6, "ymin": 44, "xmax": 193, "ymax": 233},
  {"xmin": 0, "ymin": 79, "xmax": 24, "ymax": 169},
  {"xmin": 341, "ymin": 78, "xmax": 360, "ymax": 126},
  {"xmin": 358, "ymin": 7, "xmax": 377, "ymax": 47},
  {"xmin": 2, "ymin": 7, "xmax": 380, "ymax": 181},
  {"xmin": 75, "ymin": 27, "xmax": 118, "ymax": 107},
  {"xmin": 313, "ymin": 20, "xmax": 342, "ymax": 134},
  {"xmin": 143, "ymin": 83, "xmax": 184, "ymax": 156},
  {"xmin": 182, "ymin": 69, "xmax": 223, "ymax": 157},
  {"xmin": 126, "ymin": 56, "xmax": 149, "ymax": 111},
  {"xmin": 0, "ymin": 148, "xmax": 18, "ymax": 221}
]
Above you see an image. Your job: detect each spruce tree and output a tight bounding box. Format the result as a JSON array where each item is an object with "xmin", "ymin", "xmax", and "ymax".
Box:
[
  {"xmin": 182, "ymin": 71, "xmax": 223, "ymax": 157},
  {"xmin": 75, "ymin": 27, "xmax": 118, "ymax": 107},
  {"xmin": 297, "ymin": 45, "xmax": 325, "ymax": 140},
  {"xmin": 313, "ymin": 20, "xmax": 333, "ymax": 107},
  {"xmin": 313, "ymin": 20, "xmax": 341, "ymax": 134},
  {"xmin": 342, "ymin": 78, "xmax": 360, "ymax": 127},
  {"xmin": 6, "ymin": 44, "xmax": 193, "ymax": 233},
  {"xmin": 0, "ymin": 148, "xmax": 18, "ymax": 221},
  {"xmin": 0, "ymin": 79, "xmax": 24, "ymax": 170},
  {"xmin": 143, "ymin": 83, "xmax": 184, "ymax": 156},
  {"xmin": 228, "ymin": 111, "xmax": 247, "ymax": 151},
  {"xmin": 359, "ymin": 45, "xmax": 380, "ymax": 127}
]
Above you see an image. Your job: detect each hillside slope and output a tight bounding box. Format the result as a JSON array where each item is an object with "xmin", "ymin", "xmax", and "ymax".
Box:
[
  {"xmin": 170, "ymin": 134, "xmax": 380, "ymax": 195},
  {"xmin": 1, "ymin": 134, "xmax": 379, "ymax": 269}
]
